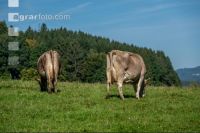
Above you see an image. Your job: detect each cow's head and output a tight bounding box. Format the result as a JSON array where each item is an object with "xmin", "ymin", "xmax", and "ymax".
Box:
[
  {"xmin": 35, "ymin": 77, "xmax": 47, "ymax": 92},
  {"xmin": 144, "ymin": 78, "xmax": 151, "ymax": 86},
  {"xmin": 139, "ymin": 78, "xmax": 150, "ymax": 98}
]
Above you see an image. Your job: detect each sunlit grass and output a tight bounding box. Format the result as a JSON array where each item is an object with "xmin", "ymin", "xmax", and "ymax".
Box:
[{"xmin": 0, "ymin": 80, "xmax": 200, "ymax": 132}]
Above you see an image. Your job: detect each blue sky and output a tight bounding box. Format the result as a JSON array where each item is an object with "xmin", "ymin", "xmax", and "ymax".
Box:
[{"xmin": 0, "ymin": 0, "xmax": 200, "ymax": 69}]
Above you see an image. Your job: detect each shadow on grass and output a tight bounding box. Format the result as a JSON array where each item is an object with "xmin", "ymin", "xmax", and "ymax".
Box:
[
  {"xmin": 40, "ymin": 89, "xmax": 61, "ymax": 93},
  {"xmin": 105, "ymin": 94, "xmax": 135, "ymax": 99}
]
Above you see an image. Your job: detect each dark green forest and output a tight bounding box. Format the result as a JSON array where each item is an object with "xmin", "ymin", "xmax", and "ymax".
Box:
[{"xmin": 0, "ymin": 21, "xmax": 180, "ymax": 86}]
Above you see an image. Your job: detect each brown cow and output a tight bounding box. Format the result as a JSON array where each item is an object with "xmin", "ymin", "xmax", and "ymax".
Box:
[
  {"xmin": 37, "ymin": 50, "xmax": 61, "ymax": 93},
  {"xmin": 106, "ymin": 50, "xmax": 147, "ymax": 100}
]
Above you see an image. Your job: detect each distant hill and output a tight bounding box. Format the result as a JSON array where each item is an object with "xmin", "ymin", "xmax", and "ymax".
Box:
[{"xmin": 176, "ymin": 66, "xmax": 200, "ymax": 86}]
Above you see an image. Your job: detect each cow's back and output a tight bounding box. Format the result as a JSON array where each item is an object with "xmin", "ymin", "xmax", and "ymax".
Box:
[{"xmin": 128, "ymin": 52, "xmax": 146, "ymax": 77}]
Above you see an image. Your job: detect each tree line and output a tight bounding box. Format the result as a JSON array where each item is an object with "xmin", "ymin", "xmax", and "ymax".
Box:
[{"xmin": 0, "ymin": 21, "xmax": 181, "ymax": 86}]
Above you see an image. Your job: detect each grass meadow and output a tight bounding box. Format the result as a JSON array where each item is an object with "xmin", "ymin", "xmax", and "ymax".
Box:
[{"xmin": 0, "ymin": 80, "xmax": 200, "ymax": 132}]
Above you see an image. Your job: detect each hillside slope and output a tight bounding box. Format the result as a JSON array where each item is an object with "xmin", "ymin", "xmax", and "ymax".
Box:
[{"xmin": 176, "ymin": 66, "xmax": 200, "ymax": 85}]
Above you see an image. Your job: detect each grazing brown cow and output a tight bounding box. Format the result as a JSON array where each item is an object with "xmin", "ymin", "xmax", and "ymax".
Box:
[
  {"xmin": 106, "ymin": 50, "xmax": 148, "ymax": 100},
  {"xmin": 37, "ymin": 50, "xmax": 61, "ymax": 93}
]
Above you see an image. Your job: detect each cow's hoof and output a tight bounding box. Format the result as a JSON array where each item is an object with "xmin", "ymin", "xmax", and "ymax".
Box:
[
  {"xmin": 136, "ymin": 96, "xmax": 140, "ymax": 100},
  {"xmin": 120, "ymin": 96, "xmax": 125, "ymax": 100},
  {"xmin": 105, "ymin": 95, "xmax": 110, "ymax": 99},
  {"xmin": 54, "ymin": 89, "xmax": 58, "ymax": 93},
  {"xmin": 119, "ymin": 96, "xmax": 125, "ymax": 100},
  {"xmin": 136, "ymin": 93, "xmax": 140, "ymax": 99}
]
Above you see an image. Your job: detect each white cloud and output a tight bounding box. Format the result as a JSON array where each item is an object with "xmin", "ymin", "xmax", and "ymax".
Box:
[
  {"xmin": 136, "ymin": 3, "xmax": 177, "ymax": 13},
  {"xmin": 91, "ymin": 2, "xmax": 182, "ymax": 27},
  {"xmin": 57, "ymin": 2, "xmax": 92, "ymax": 15},
  {"xmin": 192, "ymin": 73, "xmax": 200, "ymax": 76}
]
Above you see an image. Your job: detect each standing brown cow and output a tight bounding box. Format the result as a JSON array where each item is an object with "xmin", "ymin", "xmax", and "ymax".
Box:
[
  {"xmin": 37, "ymin": 50, "xmax": 61, "ymax": 93},
  {"xmin": 106, "ymin": 50, "xmax": 148, "ymax": 100}
]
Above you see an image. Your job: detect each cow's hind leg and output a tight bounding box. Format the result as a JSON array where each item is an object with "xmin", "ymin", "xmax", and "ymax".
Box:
[
  {"xmin": 106, "ymin": 67, "xmax": 112, "ymax": 98},
  {"xmin": 136, "ymin": 76, "xmax": 144, "ymax": 99},
  {"xmin": 117, "ymin": 80, "xmax": 124, "ymax": 100},
  {"xmin": 106, "ymin": 82, "xmax": 111, "ymax": 98},
  {"xmin": 54, "ymin": 78, "xmax": 58, "ymax": 93},
  {"xmin": 47, "ymin": 77, "xmax": 53, "ymax": 93}
]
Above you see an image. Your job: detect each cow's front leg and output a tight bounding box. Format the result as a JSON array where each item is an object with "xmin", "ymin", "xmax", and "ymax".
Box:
[
  {"xmin": 54, "ymin": 88, "xmax": 57, "ymax": 93},
  {"xmin": 133, "ymin": 84, "xmax": 137, "ymax": 93},
  {"xmin": 140, "ymin": 81, "xmax": 145, "ymax": 97},
  {"xmin": 47, "ymin": 85, "xmax": 52, "ymax": 93},
  {"xmin": 117, "ymin": 81, "xmax": 124, "ymax": 100}
]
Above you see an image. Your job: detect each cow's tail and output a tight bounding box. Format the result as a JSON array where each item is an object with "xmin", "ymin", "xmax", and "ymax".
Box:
[
  {"xmin": 109, "ymin": 51, "xmax": 115, "ymax": 68},
  {"xmin": 106, "ymin": 52, "xmax": 111, "ymax": 84},
  {"xmin": 50, "ymin": 50, "xmax": 55, "ymax": 82},
  {"xmin": 107, "ymin": 51, "xmax": 116, "ymax": 84},
  {"xmin": 106, "ymin": 53, "xmax": 111, "ymax": 69},
  {"xmin": 107, "ymin": 51, "xmax": 114, "ymax": 71},
  {"xmin": 37, "ymin": 54, "xmax": 46, "ymax": 77}
]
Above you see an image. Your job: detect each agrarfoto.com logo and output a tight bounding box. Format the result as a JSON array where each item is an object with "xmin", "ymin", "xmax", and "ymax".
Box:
[{"xmin": 8, "ymin": 13, "xmax": 71, "ymax": 22}]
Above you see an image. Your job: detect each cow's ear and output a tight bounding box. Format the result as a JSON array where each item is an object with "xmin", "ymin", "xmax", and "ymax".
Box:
[{"xmin": 144, "ymin": 78, "xmax": 151, "ymax": 85}]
